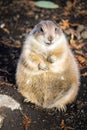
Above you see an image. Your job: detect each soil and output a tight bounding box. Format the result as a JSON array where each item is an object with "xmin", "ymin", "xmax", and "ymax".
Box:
[{"xmin": 0, "ymin": 0, "xmax": 87, "ymax": 130}]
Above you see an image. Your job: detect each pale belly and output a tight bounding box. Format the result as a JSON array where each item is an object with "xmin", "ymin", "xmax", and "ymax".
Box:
[{"xmin": 19, "ymin": 71, "xmax": 72, "ymax": 107}]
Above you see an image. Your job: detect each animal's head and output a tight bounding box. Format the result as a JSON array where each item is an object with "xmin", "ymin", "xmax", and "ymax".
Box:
[{"xmin": 30, "ymin": 20, "xmax": 65, "ymax": 49}]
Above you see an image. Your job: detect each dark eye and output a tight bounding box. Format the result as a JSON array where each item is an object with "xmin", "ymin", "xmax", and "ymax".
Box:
[
  {"xmin": 40, "ymin": 27, "xmax": 44, "ymax": 32},
  {"xmin": 55, "ymin": 27, "xmax": 58, "ymax": 32}
]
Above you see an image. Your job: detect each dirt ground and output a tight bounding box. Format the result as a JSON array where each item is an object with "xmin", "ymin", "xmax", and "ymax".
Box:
[{"xmin": 0, "ymin": 0, "xmax": 87, "ymax": 130}]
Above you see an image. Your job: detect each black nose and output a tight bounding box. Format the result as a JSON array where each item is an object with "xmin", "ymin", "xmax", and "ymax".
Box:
[{"xmin": 48, "ymin": 36, "xmax": 53, "ymax": 42}]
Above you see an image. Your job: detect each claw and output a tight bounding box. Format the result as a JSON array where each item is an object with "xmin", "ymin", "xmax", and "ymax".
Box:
[
  {"xmin": 24, "ymin": 98, "xmax": 29, "ymax": 103},
  {"xmin": 57, "ymin": 104, "xmax": 67, "ymax": 112},
  {"xmin": 38, "ymin": 63, "xmax": 48, "ymax": 70},
  {"xmin": 47, "ymin": 55, "xmax": 57, "ymax": 63}
]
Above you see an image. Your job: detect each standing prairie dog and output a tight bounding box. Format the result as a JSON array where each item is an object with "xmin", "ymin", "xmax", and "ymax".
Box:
[{"xmin": 16, "ymin": 20, "xmax": 80, "ymax": 111}]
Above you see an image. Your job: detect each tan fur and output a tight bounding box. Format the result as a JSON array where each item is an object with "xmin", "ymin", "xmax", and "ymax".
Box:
[{"xmin": 16, "ymin": 20, "xmax": 80, "ymax": 111}]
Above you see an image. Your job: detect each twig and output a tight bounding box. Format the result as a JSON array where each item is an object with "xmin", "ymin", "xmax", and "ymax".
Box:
[
  {"xmin": 0, "ymin": 68, "xmax": 10, "ymax": 75},
  {"xmin": 22, "ymin": 113, "xmax": 32, "ymax": 130},
  {"xmin": 0, "ymin": 81, "xmax": 14, "ymax": 87},
  {"xmin": 0, "ymin": 40, "xmax": 21, "ymax": 48}
]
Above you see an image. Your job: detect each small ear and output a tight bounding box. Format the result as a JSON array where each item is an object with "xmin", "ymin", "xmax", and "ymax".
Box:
[
  {"xmin": 30, "ymin": 24, "xmax": 38, "ymax": 35},
  {"xmin": 36, "ymin": 23, "xmax": 41, "ymax": 28},
  {"xmin": 30, "ymin": 28, "xmax": 37, "ymax": 35}
]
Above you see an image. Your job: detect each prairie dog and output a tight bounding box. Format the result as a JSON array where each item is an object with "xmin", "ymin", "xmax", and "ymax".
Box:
[{"xmin": 16, "ymin": 20, "xmax": 80, "ymax": 111}]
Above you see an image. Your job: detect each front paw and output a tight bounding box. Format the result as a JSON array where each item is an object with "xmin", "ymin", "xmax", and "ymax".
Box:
[
  {"xmin": 57, "ymin": 104, "xmax": 67, "ymax": 112},
  {"xmin": 47, "ymin": 55, "xmax": 57, "ymax": 63},
  {"xmin": 38, "ymin": 63, "xmax": 48, "ymax": 70}
]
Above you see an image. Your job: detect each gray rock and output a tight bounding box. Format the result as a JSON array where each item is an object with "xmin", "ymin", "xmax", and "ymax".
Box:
[
  {"xmin": 77, "ymin": 25, "xmax": 85, "ymax": 33},
  {"xmin": 0, "ymin": 94, "xmax": 21, "ymax": 111},
  {"xmin": 81, "ymin": 31, "xmax": 87, "ymax": 39}
]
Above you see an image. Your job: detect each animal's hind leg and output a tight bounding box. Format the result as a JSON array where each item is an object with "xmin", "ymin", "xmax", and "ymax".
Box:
[{"xmin": 49, "ymin": 83, "xmax": 79, "ymax": 111}]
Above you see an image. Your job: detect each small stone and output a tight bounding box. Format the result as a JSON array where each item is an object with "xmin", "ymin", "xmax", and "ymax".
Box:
[
  {"xmin": 35, "ymin": 15, "xmax": 39, "ymax": 20},
  {"xmin": 0, "ymin": 23, "xmax": 5, "ymax": 28},
  {"xmin": 77, "ymin": 25, "xmax": 85, "ymax": 33},
  {"xmin": 16, "ymin": 14, "xmax": 20, "ymax": 18},
  {"xmin": 15, "ymin": 40, "xmax": 21, "ymax": 46},
  {"xmin": 81, "ymin": 31, "xmax": 87, "ymax": 39},
  {"xmin": 66, "ymin": 1, "xmax": 72, "ymax": 6}
]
